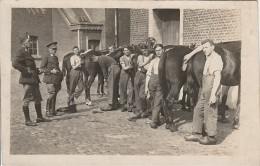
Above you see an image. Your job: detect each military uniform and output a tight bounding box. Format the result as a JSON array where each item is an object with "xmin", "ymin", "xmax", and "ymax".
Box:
[
  {"xmin": 12, "ymin": 33, "xmax": 49, "ymax": 126},
  {"xmin": 40, "ymin": 42, "xmax": 63, "ymax": 117}
]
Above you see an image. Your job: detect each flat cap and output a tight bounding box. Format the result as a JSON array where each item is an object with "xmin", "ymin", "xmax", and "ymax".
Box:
[{"xmin": 46, "ymin": 42, "xmax": 58, "ymax": 49}]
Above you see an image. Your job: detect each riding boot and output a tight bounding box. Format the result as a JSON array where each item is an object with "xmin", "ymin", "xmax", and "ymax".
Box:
[
  {"xmin": 23, "ymin": 106, "xmax": 37, "ymax": 126},
  {"xmin": 45, "ymin": 99, "xmax": 53, "ymax": 118},
  {"xmin": 35, "ymin": 104, "xmax": 51, "ymax": 123},
  {"xmin": 51, "ymin": 96, "xmax": 62, "ymax": 116}
]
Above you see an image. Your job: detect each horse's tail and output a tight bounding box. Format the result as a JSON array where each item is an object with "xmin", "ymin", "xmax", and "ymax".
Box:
[
  {"xmin": 159, "ymin": 50, "xmax": 168, "ymax": 100},
  {"xmin": 62, "ymin": 57, "xmax": 67, "ymax": 78},
  {"xmin": 186, "ymin": 58, "xmax": 199, "ymax": 108}
]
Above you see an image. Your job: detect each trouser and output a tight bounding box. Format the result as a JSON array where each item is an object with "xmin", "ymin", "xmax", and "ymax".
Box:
[
  {"xmin": 22, "ymin": 84, "xmax": 42, "ymax": 106},
  {"xmin": 119, "ymin": 69, "xmax": 134, "ymax": 107},
  {"xmin": 69, "ymin": 69, "xmax": 84, "ymax": 103},
  {"xmin": 134, "ymin": 71, "xmax": 150, "ymax": 112},
  {"xmin": 192, "ymin": 75, "xmax": 219, "ymax": 136},
  {"xmin": 46, "ymin": 83, "xmax": 61, "ymax": 112},
  {"xmin": 107, "ymin": 65, "xmax": 120, "ymax": 105},
  {"xmin": 148, "ymin": 74, "xmax": 163, "ymax": 124}
]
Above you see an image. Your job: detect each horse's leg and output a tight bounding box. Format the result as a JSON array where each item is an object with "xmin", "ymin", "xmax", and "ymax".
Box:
[
  {"xmin": 218, "ymin": 86, "xmax": 230, "ymax": 123},
  {"xmin": 66, "ymin": 72, "xmax": 70, "ymax": 94},
  {"xmin": 83, "ymin": 72, "xmax": 90, "ymax": 105},
  {"xmin": 97, "ymin": 74, "xmax": 105, "ymax": 97},
  {"xmin": 233, "ymin": 85, "xmax": 240, "ymax": 129},
  {"xmin": 164, "ymin": 83, "xmax": 183, "ymax": 132},
  {"xmin": 85, "ymin": 74, "xmax": 96, "ymax": 106}
]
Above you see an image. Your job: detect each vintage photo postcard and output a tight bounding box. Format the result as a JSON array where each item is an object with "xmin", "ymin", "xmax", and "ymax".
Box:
[{"xmin": 1, "ymin": 0, "xmax": 259, "ymax": 165}]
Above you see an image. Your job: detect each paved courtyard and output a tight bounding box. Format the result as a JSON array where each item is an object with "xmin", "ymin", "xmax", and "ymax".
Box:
[{"xmin": 10, "ymin": 69, "xmax": 240, "ymax": 155}]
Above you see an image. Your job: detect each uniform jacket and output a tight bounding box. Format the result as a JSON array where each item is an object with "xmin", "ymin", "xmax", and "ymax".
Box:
[
  {"xmin": 40, "ymin": 54, "xmax": 63, "ymax": 84},
  {"xmin": 12, "ymin": 47, "xmax": 40, "ymax": 84}
]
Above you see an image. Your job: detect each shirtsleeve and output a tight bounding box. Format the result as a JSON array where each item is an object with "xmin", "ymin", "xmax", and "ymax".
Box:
[
  {"xmin": 119, "ymin": 56, "xmax": 125, "ymax": 66},
  {"xmin": 211, "ymin": 55, "xmax": 223, "ymax": 74},
  {"xmin": 146, "ymin": 59, "xmax": 155, "ymax": 76}
]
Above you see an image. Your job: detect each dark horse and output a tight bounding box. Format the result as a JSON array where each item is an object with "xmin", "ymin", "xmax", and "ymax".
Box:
[
  {"xmin": 159, "ymin": 45, "xmax": 193, "ymax": 131},
  {"xmin": 186, "ymin": 41, "xmax": 241, "ymax": 128},
  {"xmin": 62, "ymin": 49, "xmax": 103, "ymax": 105},
  {"xmin": 158, "ymin": 41, "xmax": 241, "ymax": 131}
]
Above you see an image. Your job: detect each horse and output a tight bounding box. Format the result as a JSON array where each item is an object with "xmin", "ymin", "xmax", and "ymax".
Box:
[
  {"xmin": 62, "ymin": 49, "xmax": 103, "ymax": 105},
  {"xmin": 158, "ymin": 41, "xmax": 241, "ymax": 131},
  {"xmin": 159, "ymin": 45, "xmax": 193, "ymax": 132},
  {"xmin": 186, "ymin": 41, "xmax": 241, "ymax": 128}
]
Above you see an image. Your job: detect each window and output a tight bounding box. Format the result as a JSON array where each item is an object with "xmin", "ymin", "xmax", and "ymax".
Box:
[
  {"xmin": 29, "ymin": 35, "xmax": 38, "ymax": 56},
  {"xmin": 88, "ymin": 40, "xmax": 100, "ymax": 51}
]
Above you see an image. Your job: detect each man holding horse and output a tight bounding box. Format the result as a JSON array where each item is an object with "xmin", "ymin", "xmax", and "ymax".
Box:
[
  {"xmin": 67, "ymin": 46, "xmax": 84, "ymax": 112},
  {"xmin": 128, "ymin": 43, "xmax": 153, "ymax": 121},
  {"xmin": 119, "ymin": 46, "xmax": 135, "ymax": 112},
  {"xmin": 89, "ymin": 54, "xmax": 121, "ymax": 111},
  {"xmin": 184, "ymin": 39, "xmax": 223, "ymax": 145}
]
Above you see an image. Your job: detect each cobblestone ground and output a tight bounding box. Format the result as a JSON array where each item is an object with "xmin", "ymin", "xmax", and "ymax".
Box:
[{"xmin": 10, "ymin": 70, "xmax": 240, "ymax": 155}]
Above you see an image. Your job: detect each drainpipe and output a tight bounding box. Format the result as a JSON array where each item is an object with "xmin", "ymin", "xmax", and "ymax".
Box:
[
  {"xmin": 115, "ymin": 8, "xmax": 119, "ymax": 48},
  {"xmin": 77, "ymin": 29, "xmax": 81, "ymax": 50}
]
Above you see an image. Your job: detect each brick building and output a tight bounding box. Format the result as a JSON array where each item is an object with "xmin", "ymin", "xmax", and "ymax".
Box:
[
  {"xmin": 129, "ymin": 8, "xmax": 241, "ymax": 46},
  {"xmin": 11, "ymin": 8, "xmax": 130, "ymax": 64},
  {"xmin": 11, "ymin": 8, "xmax": 241, "ymax": 64}
]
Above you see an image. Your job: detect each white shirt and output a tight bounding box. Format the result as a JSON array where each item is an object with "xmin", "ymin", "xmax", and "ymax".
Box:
[
  {"xmin": 147, "ymin": 57, "xmax": 160, "ymax": 75},
  {"xmin": 70, "ymin": 54, "xmax": 81, "ymax": 69},
  {"xmin": 203, "ymin": 51, "xmax": 223, "ymax": 75}
]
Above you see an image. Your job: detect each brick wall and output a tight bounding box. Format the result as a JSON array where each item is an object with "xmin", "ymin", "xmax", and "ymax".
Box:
[
  {"xmin": 52, "ymin": 9, "xmax": 78, "ymax": 60},
  {"xmin": 130, "ymin": 9, "xmax": 149, "ymax": 45},
  {"xmin": 183, "ymin": 9, "xmax": 241, "ymax": 45},
  {"xmin": 11, "ymin": 8, "xmax": 53, "ymax": 66}
]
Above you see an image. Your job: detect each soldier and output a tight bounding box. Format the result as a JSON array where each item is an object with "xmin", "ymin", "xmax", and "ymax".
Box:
[
  {"xmin": 89, "ymin": 54, "xmax": 120, "ymax": 111},
  {"xmin": 12, "ymin": 32, "xmax": 50, "ymax": 126},
  {"xmin": 40, "ymin": 42, "xmax": 63, "ymax": 117},
  {"xmin": 184, "ymin": 39, "xmax": 223, "ymax": 145}
]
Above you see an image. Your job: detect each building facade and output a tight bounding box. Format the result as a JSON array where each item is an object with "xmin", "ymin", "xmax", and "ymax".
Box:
[{"xmin": 11, "ymin": 8, "xmax": 241, "ymax": 64}]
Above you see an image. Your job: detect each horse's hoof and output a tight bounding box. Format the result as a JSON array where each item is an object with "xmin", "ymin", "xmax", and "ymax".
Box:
[
  {"xmin": 169, "ymin": 124, "xmax": 178, "ymax": 132},
  {"xmin": 85, "ymin": 100, "xmax": 92, "ymax": 106},
  {"xmin": 233, "ymin": 119, "xmax": 240, "ymax": 129}
]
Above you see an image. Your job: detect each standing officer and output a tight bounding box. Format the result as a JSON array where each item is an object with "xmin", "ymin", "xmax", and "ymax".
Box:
[
  {"xmin": 40, "ymin": 42, "xmax": 63, "ymax": 117},
  {"xmin": 128, "ymin": 43, "xmax": 153, "ymax": 121},
  {"xmin": 184, "ymin": 39, "xmax": 223, "ymax": 145},
  {"xmin": 119, "ymin": 46, "xmax": 135, "ymax": 112},
  {"xmin": 12, "ymin": 32, "xmax": 50, "ymax": 126},
  {"xmin": 67, "ymin": 46, "xmax": 84, "ymax": 112},
  {"xmin": 89, "ymin": 54, "xmax": 120, "ymax": 111}
]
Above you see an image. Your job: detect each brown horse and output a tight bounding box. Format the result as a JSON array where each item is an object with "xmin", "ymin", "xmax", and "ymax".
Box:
[{"xmin": 186, "ymin": 41, "xmax": 241, "ymax": 128}]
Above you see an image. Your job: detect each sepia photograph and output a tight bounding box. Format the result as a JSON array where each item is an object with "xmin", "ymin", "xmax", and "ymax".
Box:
[{"xmin": 1, "ymin": 0, "xmax": 259, "ymax": 165}]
